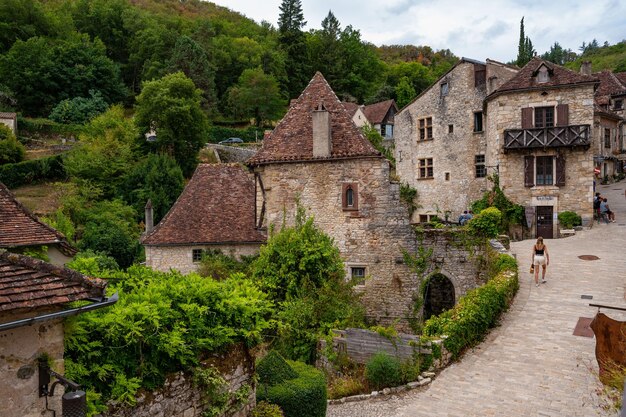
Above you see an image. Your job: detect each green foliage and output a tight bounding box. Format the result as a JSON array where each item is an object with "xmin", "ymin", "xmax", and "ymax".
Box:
[
  {"xmin": 64, "ymin": 264, "xmax": 273, "ymax": 410},
  {"xmin": 18, "ymin": 117, "xmax": 84, "ymax": 136},
  {"xmin": 361, "ymin": 124, "xmax": 395, "ymax": 166},
  {"xmin": 516, "ymin": 17, "xmax": 535, "ymax": 67},
  {"xmin": 251, "ymin": 401, "xmax": 284, "ymax": 417},
  {"xmin": 134, "ymin": 72, "xmax": 208, "ymax": 177},
  {"xmin": 0, "ymin": 154, "xmax": 66, "ymax": 188},
  {"xmin": 0, "ymin": 124, "xmax": 25, "ymax": 164},
  {"xmin": 364, "ymin": 352, "xmax": 402, "ymax": 390},
  {"xmin": 257, "ymin": 360, "xmax": 327, "ymax": 417},
  {"xmin": 67, "ymin": 250, "xmax": 119, "ymax": 275},
  {"xmin": 395, "ymin": 76, "xmax": 416, "ymax": 108},
  {"xmin": 558, "ymin": 211, "xmax": 582, "ymax": 229},
  {"xmin": 327, "ymin": 375, "xmax": 365, "ymax": 399},
  {"xmin": 227, "ymin": 68, "xmax": 285, "ymax": 127},
  {"xmin": 118, "ymin": 153, "xmax": 184, "ymax": 224},
  {"xmin": 490, "ymin": 254, "xmax": 518, "ymax": 276},
  {"xmin": 207, "ymin": 125, "xmax": 263, "ymax": 143},
  {"xmin": 566, "ymin": 41, "xmax": 626, "ymax": 72},
  {"xmin": 197, "ymin": 250, "xmax": 256, "ymax": 281},
  {"xmin": 49, "ymin": 90, "xmax": 109, "ymax": 125},
  {"xmin": 423, "ymin": 268, "xmax": 519, "ymax": 358},
  {"xmin": 256, "ymin": 351, "xmax": 298, "ymax": 387},
  {"xmin": 399, "ymin": 182, "xmax": 418, "ymax": 216},
  {"xmin": 467, "ymin": 207, "xmax": 502, "ymax": 238},
  {"xmin": 42, "ymin": 209, "xmax": 76, "ymax": 242},
  {"xmin": 18, "ymin": 245, "xmax": 50, "ymax": 262}
]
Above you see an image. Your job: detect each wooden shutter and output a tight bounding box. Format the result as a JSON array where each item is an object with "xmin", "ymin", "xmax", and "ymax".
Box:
[
  {"xmin": 521, "ymin": 107, "xmax": 533, "ymax": 129},
  {"xmin": 556, "ymin": 104, "xmax": 569, "ymax": 127},
  {"xmin": 524, "ymin": 155, "xmax": 535, "ymax": 187},
  {"xmin": 555, "ymin": 154, "xmax": 566, "ymax": 186}
]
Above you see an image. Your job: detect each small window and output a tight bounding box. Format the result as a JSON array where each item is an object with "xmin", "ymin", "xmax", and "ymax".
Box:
[
  {"xmin": 192, "ymin": 249, "xmax": 204, "ymax": 262},
  {"xmin": 342, "ymin": 183, "xmax": 359, "ymax": 210},
  {"xmin": 418, "ymin": 117, "xmax": 433, "ymax": 141},
  {"xmin": 537, "ymin": 66, "xmax": 550, "ymax": 83},
  {"xmin": 440, "ymin": 82, "xmax": 449, "ymax": 96},
  {"xmin": 614, "ymin": 99, "xmax": 623, "ymax": 110},
  {"xmin": 536, "ymin": 156, "xmax": 554, "ymax": 185},
  {"xmin": 418, "ymin": 158, "xmax": 433, "ymax": 179},
  {"xmin": 474, "ymin": 111, "xmax": 483, "ymax": 132},
  {"xmin": 604, "ymin": 128, "xmax": 611, "ymax": 148},
  {"xmin": 535, "ymin": 106, "xmax": 554, "ymax": 128},
  {"xmin": 475, "ymin": 155, "xmax": 486, "ymax": 178},
  {"xmin": 448, "ymin": 124, "xmax": 453, "ymax": 134},
  {"xmin": 419, "ymin": 214, "xmax": 429, "ymax": 223},
  {"xmin": 445, "ymin": 172, "xmax": 450, "ymax": 181},
  {"xmin": 350, "ymin": 267, "xmax": 366, "ymax": 284}
]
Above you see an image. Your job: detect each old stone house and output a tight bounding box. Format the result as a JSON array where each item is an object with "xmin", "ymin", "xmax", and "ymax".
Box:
[
  {"xmin": 343, "ymin": 99, "xmax": 398, "ymax": 139},
  {"xmin": 485, "ymin": 57, "xmax": 599, "ymax": 237},
  {"xmin": 142, "ymin": 163, "xmax": 266, "ymax": 274},
  {"xmin": 395, "ymin": 58, "xmax": 519, "ymax": 222},
  {"xmin": 0, "ymin": 251, "xmax": 110, "ymax": 417},
  {"xmin": 0, "ymin": 111, "xmax": 17, "ymax": 135},
  {"xmin": 0, "ymin": 182, "xmax": 76, "ymax": 264}
]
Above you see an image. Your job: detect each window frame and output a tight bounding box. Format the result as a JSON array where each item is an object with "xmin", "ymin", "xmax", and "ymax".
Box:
[
  {"xmin": 418, "ymin": 158, "xmax": 434, "ymax": 179},
  {"xmin": 440, "ymin": 82, "xmax": 449, "ymax": 97},
  {"xmin": 604, "ymin": 128, "xmax": 611, "ymax": 148},
  {"xmin": 475, "ymin": 154, "xmax": 486, "ymax": 178},
  {"xmin": 350, "ymin": 266, "xmax": 366, "ymax": 284},
  {"xmin": 535, "ymin": 156, "xmax": 554, "ymax": 186},
  {"xmin": 534, "ymin": 106, "xmax": 555, "ymax": 128},
  {"xmin": 342, "ymin": 183, "xmax": 359, "ymax": 211},
  {"xmin": 614, "ymin": 99, "xmax": 623, "ymax": 110},
  {"xmin": 418, "ymin": 117, "xmax": 433, "ymax": 141},
  {"xmin": 192, "ymin": 249, "xmax": 204, "ymax": 263},
  {"xmin": 473, "ymin": 111, "xmax": 483, "ymax": 132}
]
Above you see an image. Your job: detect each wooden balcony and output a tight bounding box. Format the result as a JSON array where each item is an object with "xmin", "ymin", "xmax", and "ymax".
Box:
[{"xmin": 504, "ymin": 124, "xmax": 591, "ymax": 151}]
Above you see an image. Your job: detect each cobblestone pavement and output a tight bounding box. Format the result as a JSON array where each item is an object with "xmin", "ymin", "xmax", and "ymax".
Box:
[{"xmin": 328, "ymin": 181, "xmax": 626, "ymax": 417}]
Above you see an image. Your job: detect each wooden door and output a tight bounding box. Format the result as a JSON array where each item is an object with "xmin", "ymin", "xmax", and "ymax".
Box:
[{"xmin": 536, "ymin": 206, "xmax": 553, "ymax": 239}]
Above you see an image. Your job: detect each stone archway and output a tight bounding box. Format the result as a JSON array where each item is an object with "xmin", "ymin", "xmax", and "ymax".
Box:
[{"xmin": 423, "ymin": 273, "xmax": 456, "ymax": 320}]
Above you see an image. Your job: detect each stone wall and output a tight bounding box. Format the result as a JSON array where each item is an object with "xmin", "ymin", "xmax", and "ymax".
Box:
[
  {"xmin": 100, "ymin": 344, "xmax": 255, "ymax": 417},
  {"xmin": 594, "ymin": 116, "xmax": 620, "ymax": 178},
  {"xmin": 486, "ymin": 84, "xmax": 596, "ymax": 230},
  {"xmin": 145, "ymin": 244, "xmax": 262, "ymax": 275},
  {"xmin": 395, "ymin": 61, "xmax": 518, "ymax": 222},
  {"xmin": 0, "ymin": 316, "xmax": 64, "ymax": 417},
  {"xmin": 255, "ymin": 157, "xmax": 419, "ymax": 330},
  {"xmin": 208, "ymin": 144, "xmax": 258, "ymax": 163}
]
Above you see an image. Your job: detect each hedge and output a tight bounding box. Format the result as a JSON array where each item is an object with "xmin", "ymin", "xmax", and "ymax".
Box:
[
  {"xmin": 207, "ymin": 126, "xmax": 264, "ymax": 143},
  {"xmin": 256, "ymin": 351, "xmax": 298, "ymax": 387},
  {"xmin": 423, "ymin": 255, "xmax": 519, "ymax": 358},
  {"xmin": 18, "ymin": 117, "xmax": 85, "ymax": 136},
  {"xmin": 0, "ymin": 154, "xmax": 66, "ymax": 188},
  {"xmin": 257, "ymin": 360, "xmax": 327, "ymax": 417}
]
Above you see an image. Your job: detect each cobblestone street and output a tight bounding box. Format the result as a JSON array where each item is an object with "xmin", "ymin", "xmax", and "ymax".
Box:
[{"xmin": 328, "ymin": 181, "xmax": 626, "ymax": 417}]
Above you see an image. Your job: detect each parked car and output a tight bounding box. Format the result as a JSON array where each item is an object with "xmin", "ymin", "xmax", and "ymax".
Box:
[{"xmin": 218, "ymin": 137, "xmax": 244, "ymax": 144}]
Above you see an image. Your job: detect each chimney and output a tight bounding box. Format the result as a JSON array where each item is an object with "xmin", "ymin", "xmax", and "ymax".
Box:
[
  {"xmin": 145, "ymin": 199, "xmax": 154, "ymax": 234},
  {"xmin": 580, "ymin": 61, "xmax": 592, "ymax": 76},
  {"xmin": 312, "ymin": 103, "xmax": 331, "ymax": 158}
]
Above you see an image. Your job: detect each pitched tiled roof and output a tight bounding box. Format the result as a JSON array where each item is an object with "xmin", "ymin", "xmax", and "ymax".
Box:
[
  {"xmin": 488, "ymin": 57, "xmax": 598, "ymax": 99},
  {"xmin": 0, "ymin": 112, "xmax": 16, "ymax": 119},
  {"xmin": 142, "ymin": 164, "xmax": 266, "ymax": 246},
  {"xmin": 342, "ymin": 102, "xmax": 360, "ymax": 117},
  {"xmin": 594, "ymin": 71, "xmax": 626, "ymax": 102},
  {"xmin": 0, "ymin": 251, "xmax": 106, "ymax": 312},
  {"xmin": 247, "ymin": 72, "xmax": 380, "ymax": 165},
  {"xmin": 0, "ymin": 182, "xmax": 76, "ymax": 255},
  {"xmin": 616, "ymin": 73, "xmax": 626, "ymax": 87},
  {"xmin": 362, "ymin": 99, "xmax": 398, "ymax": 124}
]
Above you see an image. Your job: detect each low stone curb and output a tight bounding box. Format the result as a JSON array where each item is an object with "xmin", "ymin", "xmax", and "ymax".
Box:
[{"xmin": 327, "ymin": 372, "xmax": 435, "ymax": 405}]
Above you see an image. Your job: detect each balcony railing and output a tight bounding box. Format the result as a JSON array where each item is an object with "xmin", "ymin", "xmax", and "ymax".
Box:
[{"xmin": 504, "ymin": 124, "xmax": 591, "ymax": 150}]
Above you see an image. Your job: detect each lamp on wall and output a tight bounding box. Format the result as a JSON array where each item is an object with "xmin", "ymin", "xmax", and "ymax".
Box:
[{"xmin": 39, "ymin": 363, "xmax": 86, "ymax": 417}]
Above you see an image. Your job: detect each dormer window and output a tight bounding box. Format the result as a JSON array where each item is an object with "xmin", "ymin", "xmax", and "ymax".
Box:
[
  {"xmin": 440, "ymin": 82, "xmax": 449, "ymax": 96},
  {"xmin": 537, "ymin": 66, "xmax": 550, "ymax": 83},
  {"xmin": 342, "ymin": 183, "xmax": 359, "ymax": 211}
]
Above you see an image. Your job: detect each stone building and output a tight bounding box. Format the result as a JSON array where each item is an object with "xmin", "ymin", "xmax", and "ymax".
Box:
[
  {"xmin": 247, "ymin": 73, "xmax": 420, "ymax": 326},
  {"xmin": 362, "ymin": 99, "xmax": 399, "ymax": 139},
  {"xmin": 395, "ymin": 58, "xmax": 519, "ymax": 222},
  {"xmin": 485, "ymin": 57, "xmax": 599, "ymax": 236},
  {"xmin": 0, "ymin": 111, "xmax": 17, "ymax": 134},
  {"xmin": 0, "ymin": 251, "xmax": 110, "ymax": 417},
  {"xmin": 142, "ymin": 163, "xmax": 266, "ymax": 274},
  {"xmin": 0, "ymin": 182, "xmax": 76, "ymax": 264}
]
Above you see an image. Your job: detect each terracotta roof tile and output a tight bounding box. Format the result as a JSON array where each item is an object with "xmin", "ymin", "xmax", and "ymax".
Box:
[
  {"xmin": 594, "ymin": 71, "xmax": 626, "ymax": 100},
  {"xmin": 488, "ymin": 57, "xmax": 598, "ymax": 98},
  {"xmin": 0, "ymin": 252, "xmax": 107, "ymax": 313},
  {"xmin": 0, "ymin": 112, "xmax": 16, "ymax": 119},
  {"xmin": 0, "ymin": 182, "xmax": 77, "ymax": 255},
  {"xmin": 247, "ymin": 72, "xmax": 380, "ymax": 165},
  {"xmin": 142, "ymin": 164, "xmax": 266, "ymax": 246},
  {"xmin": 362, "ymin": 99, "xmax": 398, "ymax": 124},
  {"xmin": 341, "ymin": 102, "xmax": 360, "ymax": 117}
]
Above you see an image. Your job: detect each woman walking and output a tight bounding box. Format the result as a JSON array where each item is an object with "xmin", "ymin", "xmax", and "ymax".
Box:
[{"xmin": 531, "ymin": 237, "xmax": 550, "ymax": 287}]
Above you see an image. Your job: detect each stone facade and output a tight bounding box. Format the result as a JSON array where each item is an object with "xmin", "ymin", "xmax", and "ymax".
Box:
[
  {"xmin": 485, "ymin": 84, "xmax": 596, "ymax": 232},
  {"xmin": 594, "ymin": 115, "xmax": 621, "ymax": 178},
  {"xmin": 395, "ymin": 59, "xmax": 518, "ymax": 222},
  {"xmin": 145, "ymin": 243, "xmax": 261, "ymax": 275},
  {"xmin": 0, "ymin": 316, "xmax": 64, "ymax": 417},
  {"xmin": 99, "ymin": 344, "xmax": 255, "ymax": 417}
]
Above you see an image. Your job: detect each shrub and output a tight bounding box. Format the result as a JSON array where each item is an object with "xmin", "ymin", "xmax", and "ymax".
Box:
[
  {"xmin": 0, "ymin": 154, "xmax": 66, "ymax": 188},
  {"xmin": 558, "ymin": 211, "xmax": 582, "ymax": 229},
  {"xmin": 365, "ymin": 352, "xmax": 402, "ymax": 390},
  {"xmin": 327, "ymin": 375, "xmax": 365, "ymax": 399},
  {"xmin": 467, "ymin": 207, "xmax": 502, "ymax": 238},
  {"xmin": 49, "ymin": 90, "xmax": 109, "ymax": 125},
  {"xmin": 257, "ymin": 361, "xmax": 326, "ymax": 417},
  {"xmin": 490, "ymin": 254, "xmax": 518, "ymax": 276},
  {"xmin": 0, "ymin": 124, "xmax": 25, "ymax": 164},
  {"xmin": 18, "ymin": 117, "xmax": 85, "ymax": 136},
  {"xmin": 423, "ymin": 269, "xmax": 519, "ymax": 358},
  {"xmin": 207, "ymin": 125, "xmax": 263, "ymax": 143},
  {"xmin": 251, "ymin": 401, "xmax": 284, "ymax": 417},
  {"xmin": 256, "ymin": 351, "xmax": 298, "ymax": 387}
]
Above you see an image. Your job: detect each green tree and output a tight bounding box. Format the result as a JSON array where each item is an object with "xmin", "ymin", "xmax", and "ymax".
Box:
[
  {"xmin": 515, "ymin": 17, "xmax": 535, "ymax": 67},
  {"xmin": 227, "ymin": 68, "xmax": 285, "ymax": 127},
  {"xmin": 48, "ymin": 90, "xmax": 109, "ymax": 125},
  {"xmin": 118, "ymin": 153, "xmax": 184, "ymax": 224},
  {"xmin": 134, "ymin": 72, "xmax": 209, "ymax": 177},
  {"xmin": 277, "ymin": 0, "xmax": 310, "ymax": 98},
  {"xmin": 0, "ymin": 124, "xmax": 25, "ymax": 164},
  {"xmin": 0, "ymin": 0, "xmax": 61, "ymax": 52},
  {"xmin": 394, "ymin": 76, "xmax": 415, "ymax": 108}
]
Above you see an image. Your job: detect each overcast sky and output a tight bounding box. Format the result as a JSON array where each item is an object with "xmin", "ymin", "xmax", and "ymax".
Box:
[{"xmin": 210, "ymin": 0, "xmax": 626, "ymax": 62}]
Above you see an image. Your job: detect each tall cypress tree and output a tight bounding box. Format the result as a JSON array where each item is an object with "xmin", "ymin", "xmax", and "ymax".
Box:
[
  {"xmin": 277, "ymin": 0, "xmax": 310, "ymax": 98},
  {"xmin": 516, "ymin": 17, "xmax": 535, "ymax": 67},
  {"xmin": 278, "ymin": 0, "xmax": 306, "ymax": 33}
]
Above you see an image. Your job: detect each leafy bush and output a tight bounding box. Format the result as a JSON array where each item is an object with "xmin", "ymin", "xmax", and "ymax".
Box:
[
  {"xmin": 364, "ymin": 352, "xmax": 402, "ymax": 390},
  {"xmin": 251, "ymin": 401, "xmax": 284, "ymax": 417},
  {"xmin": 64, "ymin": 264, "xmax": 273, "ymax": 410},
  {"xmin": 423, "ymin": 268, "xmax": 519, "ymax": 358},
  {"xmin": 467, "ymin": 207, "xmax": 502, "ymax": 238},
  {"xmin": 471, "ymin": 174, "xmax": 524, "ymax": 231},
  {"xmin": 49, "ymin": 90, "xmax": 109, "ymax": 124},
  {"xmin": 256, "ymin": 360, "xmax": 327, "ymax": 417},
  {"xmin": 490, "ymin": 254, "xmax": 518, "ymax": 277},
  {"xmin": 207, "ymin": 125, "xmax": 264, "ymax": 143},
  {"xmin": 328, "ymin": 375, "xmax": 365, "ymax": 399},
  {"xmin": 0, "ymin": 154, "xmax": 66, "ymax": 188},
  {"xmin": 18, "ymin": 117, "xmax": 85, "ymax": 136},
  {"xmin": 558, "ymin": 211, "xmax": 582, "ymax": 229},
  {"xmin": 256, "ymin": 351, "xmax": 298, "ymax": 387},
  {"xmin": 0, "ymin": 124, "xmax": 25, "ymax": 164}
]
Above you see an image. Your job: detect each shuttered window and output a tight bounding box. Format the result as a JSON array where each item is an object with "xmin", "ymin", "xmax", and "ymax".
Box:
[
  {"xmin": 556, "ymin": 104, "xmax": 569, "ymax": 127},
  {"xmin": 536, "ymin": 156, "xmax": 554, "ymax": 186},
  {"xmin": 555, "ymin": 154, "xmax": 566, "ymax": 186},
  {"xmin": 534, "ymin": 107, "xmax": 554, "ymax": 128},
  {"xmin": 524, "ymin": 155, "xmax": 535, "ymax": 187},
  {"xmin": 521, "ymin": 107, "xmax": 533, "ymax": 129}
]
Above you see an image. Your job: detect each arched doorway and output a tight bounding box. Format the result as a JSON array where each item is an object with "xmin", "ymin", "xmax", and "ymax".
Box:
[{"xmin": 423, "ymin": 273, "xmax": 455, "ymax": 320}]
